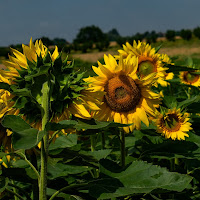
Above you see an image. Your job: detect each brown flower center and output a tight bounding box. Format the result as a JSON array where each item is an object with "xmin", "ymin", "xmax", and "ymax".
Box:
[
  {"xmin": 104, "ymin": 75, "xmax": 141, "ymax": 112},
  {"xmin": 183, "ymin": 71, "xmax": 199, "ymax": 84},
  {"xmin": 138, "ymin": 61, "xmax": 156, "ymax": 77},
  {"xmin": 161, "ymin": 114, "xmax": 182, "ymax": 132}
]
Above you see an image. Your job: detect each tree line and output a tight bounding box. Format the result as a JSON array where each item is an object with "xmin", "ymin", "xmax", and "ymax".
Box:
[{"xmin": 2, "ymin": 25, "xmax": 200, "ymax": 56}]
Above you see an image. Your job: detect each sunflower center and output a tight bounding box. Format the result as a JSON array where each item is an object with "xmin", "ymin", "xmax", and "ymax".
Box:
[
  {"xmin": 104, "ymin": 75, "xmax": 141, "ymax": 112},
  {"xmin": 161, "ymin": 114, "xmax": 181, "ymax": 132},
  {"xmin": 138, "ymin": 61, "xmax": 156, "ymax": 76},
  {"xmin": 184, "ymin": 72, "xmax": 199, "ymax": 84}
]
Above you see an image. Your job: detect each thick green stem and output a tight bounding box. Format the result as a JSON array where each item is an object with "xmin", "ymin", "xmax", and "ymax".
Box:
[
  {"xmin": 101, "ymin": 132, "xmax": 105, "ymax": 149},
  {"xmin": 39, "ymin": 81, "xmax": 50, "ymax": 200},
  {"xmin": 30, "ymin": 152, "xmax": 39, "ymax": 200},
  {"xmin": 90, "ymin": 135, "xmax": 96, "ymax": 152},
  {"xmin": 120, "ymin": 130, "xmax": 126, "ymax": 168}
]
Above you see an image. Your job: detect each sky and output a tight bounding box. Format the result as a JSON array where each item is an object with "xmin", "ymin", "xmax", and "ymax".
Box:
[{"xmin": 0, "ymin": 0, "xmax": 200, "ymax": 46}]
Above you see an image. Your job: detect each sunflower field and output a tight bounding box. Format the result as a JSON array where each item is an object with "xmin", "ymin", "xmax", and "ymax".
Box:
[{"xmin": 0, "ymin": 39, "xmax": 200, "ymax": 200}]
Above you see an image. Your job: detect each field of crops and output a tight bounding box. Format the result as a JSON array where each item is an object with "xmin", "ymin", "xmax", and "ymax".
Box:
[{"xmin": 1, "ymin": 38, "xmax": 200, "ymax": 200}]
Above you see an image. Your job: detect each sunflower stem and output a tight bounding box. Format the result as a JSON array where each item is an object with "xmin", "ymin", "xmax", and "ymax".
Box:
[
  {"xmin": 39, "ymin": 81, "xmax": 50, "ymax": 200},
  {"xmin": 11, "ymin": 180, "xmax": 19, "ymax": 200},
  {"xmin": 90, "ymin": 134, "xmax": 96, "ymax": 152},
  {"xmin": 120, "ymin": 129, "xmax": 126, "ymax": 168},
  {"xmin": 90, "ymin": 134, "xmax": 99, "ymax": 178},
  {"xmin": 101, "ymin": 132, "xmax": 105, "ymax": 149}
]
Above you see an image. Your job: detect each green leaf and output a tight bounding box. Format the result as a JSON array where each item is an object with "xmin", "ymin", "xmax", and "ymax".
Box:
[
  {"xmin": 49, "ymin": 134, "xmax": 77, "ymax": 151},
  {"xmin": 89, "ymin": 159, "xmax": 193, "ymax": 199},
  {"xmin": 155, "ymin": 44, "xmax": 162, "ymax": 53},
  {"xmin": 13, "ymin": 96, "xmax": 28, "ymax": 109},
  {"xmin": 1, "ymin": 115, "xmax": 45, "ymax": 150},
  {"xmin": 178, "ymin": 95, "xmax": 200, "ymax": 109},
  {"xmin": 75, "ymin": 118, "xmax": 131, "ymax": 131},
  {"xmin": 81, "ymin": 149, "xmax": 112, "ymax": 161},
  {"xmin": 166, "ymin": 64, "xmax": 198, "ymax": 73},
  {"xmin": 0, "ymin": 82, "xmax": 11, "ymax": 91},
  {"xmin": 10, "ymin": 86, "xmax": 32, "ymax": 97},
  {"xmin": 46, "ymin": 120, "xmax": 78, "ymax": 131},
  {"xmin": 47, "ymin": 162, "xmax": 90, "ymax": 179},
  {"xmin": 25, "ymin": 63, "xmax": 51, "ymax": 81}
]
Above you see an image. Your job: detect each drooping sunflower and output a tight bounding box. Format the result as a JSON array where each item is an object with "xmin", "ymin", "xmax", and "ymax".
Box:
[
  {"xmin": 84, "ymin": 54, "xmax": 161, "ymax": 133},
  {"xmin": 179, "ymin": 70, "xmax": 200, "ymax": 87},
  {"xmin": 154, "ymin": 108, "xmax": 192, "ymax": 140},
  {"xmin": 0, "ymin": 38, "xmax": 99, "ymax": 148},
  {"xmin": 116, "ymin": 41, "xmax": 173, "ymax": 87}
]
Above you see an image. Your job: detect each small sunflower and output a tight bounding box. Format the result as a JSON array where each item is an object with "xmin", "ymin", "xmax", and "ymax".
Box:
[
  {"xmin": 84, "ymin": 54, "xmax": 161, "ymax": 133},
  {"xmin": 117, "ymin": 41, "xmax": 172, "ymax": 87},
  {"xmin": 179, "ymin": 70, "xmax": 200, "ymax": 87},
  {"xmin": 0, "ymin": 38, "xmax": 99, "ymax": 148},
  {"xmin": 154, "ymin": 108, "xmax": 192, "ymax": 140}
]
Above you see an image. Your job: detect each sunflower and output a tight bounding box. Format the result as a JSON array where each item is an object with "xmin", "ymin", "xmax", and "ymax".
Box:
[
  {"xmin": 116, "ymin": 41, "xmax": 172, "ymax": 87},
  {"xmin": 179, "ymin": 70, "xmax": 200, "ymax": 87},
  {"xmin": 154, "ymin": 108, "xmax": 192, "ymax": 140},
  {"xmin": 84, "ymin": 54, "xmax": 161, "ymax": 133},
  {"xmin": 0, "ymin": 38, "xmax": 99, "ymax": 148}
]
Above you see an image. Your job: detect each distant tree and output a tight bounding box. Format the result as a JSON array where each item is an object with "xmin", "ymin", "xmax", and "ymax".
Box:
[
  {"xmin": 132, "ymin": 32, "xmax": 144, "ymax": 42},
  {"xmin": 74, "ymin": 25, "xmax": 109, "ymax": 52},
  {"xmin": 193, "ymin": 27, "xmax": 200, "ymax": 39},
  {"xmin": 53, "ymin": 38, "xmax": 68, "ymax": 51},
  {"xmin": 146, "ymin": 31, "xmax": 158, "ymax": 44},
  {"xmin": 180, "ymin": 29, "xmax": 192, "ymax": 40},
  {"xmin": 74, "ymin": 25, "xmax": 105, "ymax": 43},
  {"xmin": 166, "ymin": 30, "xmax": 176, "ymax": 41},
  {"xmin": 107, "ymin": 28, "xmax": 120, "ymax": 41},
  {"xmin": 116, "ymin": 36, "xmax": 127, "ymax": 47}
]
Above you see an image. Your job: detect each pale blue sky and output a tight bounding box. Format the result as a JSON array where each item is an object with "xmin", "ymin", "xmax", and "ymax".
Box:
[{"xmin": 0, "ymin": 0, "xmax": 200, "ymax": 46}]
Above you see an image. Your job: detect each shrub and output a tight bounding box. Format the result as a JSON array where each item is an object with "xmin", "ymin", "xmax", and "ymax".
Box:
[
  {"xmin": 180, "ymin": 29, "xmax": 192, "ymax": 40},
  {"xmin": 193, "ymin": 27, "xmax": 200, "ymax": 39},
  {"xmin": 166, "ymin": 30, "xmax": 176, "ymax": 41}
]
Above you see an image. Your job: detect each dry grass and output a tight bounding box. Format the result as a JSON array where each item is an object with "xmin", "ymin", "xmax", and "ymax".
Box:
[
  {"xmin": 71, "ymin": 46, "xmax": 200, "ymax": 62},
  {"xmin": 72, "ymin": 50, "xmax": 118, "ymax": 62}
]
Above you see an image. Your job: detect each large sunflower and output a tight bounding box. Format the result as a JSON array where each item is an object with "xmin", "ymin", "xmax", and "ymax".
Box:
[
  {"xmin": 179, "ymin": 70, "xmax": 200, "ymax": 87},
  {"xmin": 116, "ymin": 41, "xmax": 173, "ymax": 87},
  {"xmin": 0, "ymin": 38, "xmax": 99, "ymax": 149},
  {"xmin": 84, "ymin": 54, "xmax": 161, "ymax": 133},
  {"xmin": 154, "ymin": 108, "xmax": 192, "ymax": 140}
]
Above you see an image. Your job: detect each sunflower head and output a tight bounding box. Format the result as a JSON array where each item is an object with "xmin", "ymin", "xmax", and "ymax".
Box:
[
  {"xmin": 179, "ymin": 70, "xmax": 200, "ymax": 87},
  {"xmin": 154, "ymin": 108, "xmax": 192, "ymax": 140},
  {"xmin": 0, "ymin": 38, "xmax": 98, "ymax": 126},
  {"xmin": 85, "ymin": 54, "xmax": 161, "ymax": 133},
  {"xmin": 116, "ymin": 41, "xmax": 172, "ymax": 87}
]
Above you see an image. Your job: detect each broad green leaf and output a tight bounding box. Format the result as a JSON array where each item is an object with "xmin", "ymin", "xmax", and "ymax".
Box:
[
  {"xmin": 46, "ymin": 120, "xmax": 78, "ymax": 131},
  {"xmin": 1, "ymin": 115, "xmax": 45, "ymax": 150},
  {"xmin": 81, "ymin": 149, "xmax": 112, "ymax": 161},
  {"xmin": 166, "ymin": 64, "xmax": 198, "ymax": 73},
  {"xmin": 75, "ymin": 118, "xmax": 131, "ymax": 131},
  {"xmin": 47, "ymin": 162, "xmax": 90, "ymax": 179},
  {"xmin": 178, "ymin": 95, "xmax": 200, "ymax": 109},
  {"xmin": 49, "ymin": 134, "xmax": 77, "ymax": 150},
  {"xmin": 89, "ymin": 159, "xmax": 192, "ymax": 199}
]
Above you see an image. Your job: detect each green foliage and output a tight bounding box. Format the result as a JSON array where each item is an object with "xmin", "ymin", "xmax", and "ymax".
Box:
[
  {"xmin": 88, "ymin": 159, "xmax": 192, "ymax": 199},
  {"xmin": 180, "ymin": 29, "xmax": 192, "ymax": 41},
  {"xmin": 166, "ymin": 30, "xmax": 176, "ymax": 41},
  {"xmin": 193, "ymin": 27, "xmax": 200, "ymax": 39},
  {"xmin": 1, "ymin": 115, "xmax": 45, "ymax": 150}
]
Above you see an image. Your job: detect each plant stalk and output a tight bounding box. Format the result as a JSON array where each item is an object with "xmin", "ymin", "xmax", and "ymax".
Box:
[
  {"xmin": 120, "ymin": 129, "xmax": 126, "ymax": 168},
  {"xmin": 39, "ymin": 81, "xmax": 50, "ymax": 200}
]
